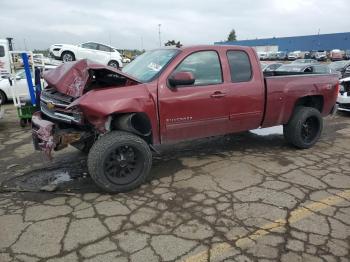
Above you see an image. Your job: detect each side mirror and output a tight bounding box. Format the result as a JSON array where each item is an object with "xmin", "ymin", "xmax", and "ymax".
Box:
[{"xmin": 168, "ymin": 71, "xmax": 195, "ymax": 87}]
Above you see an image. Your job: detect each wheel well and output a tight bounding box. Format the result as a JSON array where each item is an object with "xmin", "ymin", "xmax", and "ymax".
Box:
[
  {"xmin": 61, "ymin": 51, "xmax": 75, "ymax": 59},
  {"xmin": 294, "ymin": 95, "xmax": 324, "ymax": 113},
  {"xmin": 108, "ymin": 60, "xmax": 120, "ymax": 68},
  {"xmin": 110, "ymin": 113, "xmax": 152, "ymax": 144}
]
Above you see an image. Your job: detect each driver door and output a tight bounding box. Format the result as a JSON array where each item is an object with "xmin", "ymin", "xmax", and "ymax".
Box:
[{"xmin": 158, "ymin": 50, "xmax": 230, "ymax": 143}]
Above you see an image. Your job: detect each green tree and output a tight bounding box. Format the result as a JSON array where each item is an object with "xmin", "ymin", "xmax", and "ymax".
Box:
[
  {"xmin": 164, "ymin": 40, "xmax": 183, "ymax": 48},
  {"xmin": 227, "ymin": 29, "xmax": 237, "ymax": 41}
]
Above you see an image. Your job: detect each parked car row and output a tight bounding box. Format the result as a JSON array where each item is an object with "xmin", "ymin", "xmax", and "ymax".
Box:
[
  {"xmin": 259, "ymin": 49, "xmax": 350, "ymax": 62},
  {"xmin": 329, "ymin": 60, "xmax": 350, "ymax": 79},
  {"xmin": 260, "ymin": 60, "xmax": 339, "ymax": 79}
]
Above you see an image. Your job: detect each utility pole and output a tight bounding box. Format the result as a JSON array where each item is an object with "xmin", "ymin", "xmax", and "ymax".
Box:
[
  {"xmin": 158, "ymin": 24, "xmax": 162, "ymax": 47},
  {"xmin": 23, "ymin": 38, "xmax": 28, "ymax": 50}
]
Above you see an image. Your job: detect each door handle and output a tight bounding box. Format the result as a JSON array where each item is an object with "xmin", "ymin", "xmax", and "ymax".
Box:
[{"xmin": 210, "ymin": 91, "xmax": 226, "ymax": 98}]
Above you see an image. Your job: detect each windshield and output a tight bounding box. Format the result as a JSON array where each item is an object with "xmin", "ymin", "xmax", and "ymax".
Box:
[
  {"xmin": 329, "ymin": 61, "xmax": 349, "ymax": 70},
  {"xmin": 122, "ymin": 49, "xmax": 179, "ymax": 82}
]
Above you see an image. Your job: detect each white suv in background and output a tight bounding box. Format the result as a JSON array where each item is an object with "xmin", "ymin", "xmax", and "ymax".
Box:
[
  {"xmin": 49, "ymin": 42, "xmax": 123, "ymax": 68},
  {"xmin": 0, "ymin": 39, "xmax": 10, "ymax": 78}
]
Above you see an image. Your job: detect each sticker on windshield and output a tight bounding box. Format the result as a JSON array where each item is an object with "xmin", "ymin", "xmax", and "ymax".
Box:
[{"xmin": 147, "ymin": 62, "xmax": 161, "ymax": 71}]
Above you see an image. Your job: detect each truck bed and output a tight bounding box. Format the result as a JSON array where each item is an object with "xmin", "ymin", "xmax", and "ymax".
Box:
[{"xmin": 262, "ymin": 73, "xmax": 339, "ymax": 128}]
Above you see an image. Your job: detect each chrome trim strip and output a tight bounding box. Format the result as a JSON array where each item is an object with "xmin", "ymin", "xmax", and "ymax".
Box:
[{"xmin": 40, "ymin": 96, "xmax": 68, "ymax": 108}]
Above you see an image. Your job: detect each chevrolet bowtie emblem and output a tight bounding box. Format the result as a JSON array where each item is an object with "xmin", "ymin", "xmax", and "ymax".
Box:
[{"xmin": 47, "ymin": 102, "xmax": 55, "ymax": 110}]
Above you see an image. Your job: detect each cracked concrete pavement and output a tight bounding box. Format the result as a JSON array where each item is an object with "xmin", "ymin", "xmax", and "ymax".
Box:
[{"xmin": 0, "ymin": 104, "xmax": 350, "ymax": 262}]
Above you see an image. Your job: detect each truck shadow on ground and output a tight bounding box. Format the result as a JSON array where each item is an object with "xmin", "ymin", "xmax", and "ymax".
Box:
[{"xmin": 2, "ymin": 119, "xmax": 346, "ymax": 196}]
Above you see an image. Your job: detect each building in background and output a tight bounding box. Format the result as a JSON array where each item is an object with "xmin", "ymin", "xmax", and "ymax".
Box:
[{"xmin": 215, "ymin": 32, "xmax": 350, "ymax": 52}]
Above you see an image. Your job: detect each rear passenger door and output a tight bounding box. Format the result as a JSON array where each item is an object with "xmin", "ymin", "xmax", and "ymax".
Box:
[
  {"xmin": 225, "ymin": 50, "xmax": 265, "ymax": 132},
  {"xmin": 79, "ymin": 42, "xmax": 99, "ymax": 61}
]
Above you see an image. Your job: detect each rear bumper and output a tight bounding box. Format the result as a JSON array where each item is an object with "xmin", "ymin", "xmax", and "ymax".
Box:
[
  {"xmin": 337, "ymin": 103, "xmax": 350, "ymax": 112},
  {"xmin": 337, "ymin": 93, "xmax": 350, "ymax": 111}
]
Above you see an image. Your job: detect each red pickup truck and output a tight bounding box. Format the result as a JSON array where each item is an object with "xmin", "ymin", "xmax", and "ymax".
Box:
[{"xmin": 32, "ymin": 45, "xmax": 339, "ymax": 192}]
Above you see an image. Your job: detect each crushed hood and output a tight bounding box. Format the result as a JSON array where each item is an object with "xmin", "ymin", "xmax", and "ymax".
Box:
[{"xmin": 43, "ymin": 59, "xmax": 141, "ymax": 98}]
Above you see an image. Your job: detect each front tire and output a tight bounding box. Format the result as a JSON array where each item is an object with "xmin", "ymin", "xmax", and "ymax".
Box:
[
  {"xmin": 283, "ymin": 107, "xmax": 323, "ymax": 149},
  {"xmin": 87, "ymin": 131, "xmax": 152, "ymax": 193}
]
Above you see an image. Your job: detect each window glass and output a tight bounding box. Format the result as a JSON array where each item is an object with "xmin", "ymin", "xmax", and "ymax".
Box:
[
  {"xmin": 313, "ymin": 66, "xmax": 328, "ymax": 74},
  {"xmin": 173, "ymin": 51, "xmax": 222, "ymax": 86},
  {"xmin": 16, "ymin": 69, "xmax": 33, "ymax": 79},
  {"xmin": 81, "ymin": 42, "xmax": 98, "ymax": 50},
  {"xmin": 99, "ymin": 44, "xmax": 113, "ymax": 52},
  {"xmin": 123, "ymin": 49, "xmax": 179, "ymax": 83},
  {"xmin": 227, "ymin": 51, "xmax": 252, "ymax": 82},
  {"xmin": 0, "ymin": 46, "xmax": 4, "ymax": 57}
]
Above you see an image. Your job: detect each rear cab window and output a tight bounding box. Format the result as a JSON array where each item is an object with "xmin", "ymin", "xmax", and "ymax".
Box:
[{"xmin": 227, "ymin": 50, "xmax": 252, "ymax": 82}]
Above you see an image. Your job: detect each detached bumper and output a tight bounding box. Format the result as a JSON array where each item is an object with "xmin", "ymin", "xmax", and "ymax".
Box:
[
  {"xmin": 32, "ymin": 112, "xmax": 88, "ymax": 157},
  {"xmin": 31, "ymin": 112, "xmax": 55, "ymax": 155}
]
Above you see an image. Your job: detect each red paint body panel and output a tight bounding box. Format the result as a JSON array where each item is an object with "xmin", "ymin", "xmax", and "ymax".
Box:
[
  {"xmin": 77, "ymin": 83, "xmax": 160, "ymax": 143},
  {"xmin": 262, "ymin": 75, "xmax": 338, "ymax": 127},
  {"xmin": 38, "ymin": 45, "xmax": 339, "ymax": 147}
]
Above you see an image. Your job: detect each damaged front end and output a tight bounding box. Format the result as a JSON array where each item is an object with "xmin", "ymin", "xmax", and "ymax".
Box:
[
  {"xmin": 32, "ymin": 111, "xmax": 93, "ymax": 158},
  {"xmin": 32, "ymin": 59, "xmax": 141, "ymax": 157}
]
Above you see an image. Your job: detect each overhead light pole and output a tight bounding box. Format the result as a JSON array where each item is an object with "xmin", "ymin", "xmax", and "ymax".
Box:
[{"xmin": 158, "ymin": 24, "xmax": 162, "ymax": 47}]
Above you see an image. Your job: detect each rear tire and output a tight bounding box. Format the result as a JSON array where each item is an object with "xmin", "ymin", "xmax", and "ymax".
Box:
[
  {"xmin": 0, "ymin": 90, "xmax": 7, "ymax": 105},
  {"xmin": 283, "ymin": 107, "xmax": 323, "ymax": 149},
  {"xmin": 87, "ymin": 131, "xmax": 152, "ymax": 193}
]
